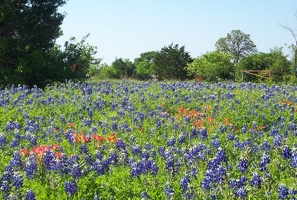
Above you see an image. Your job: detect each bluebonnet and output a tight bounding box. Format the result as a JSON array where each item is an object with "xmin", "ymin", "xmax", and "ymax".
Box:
[
  {"xmin": 0, "ymin": 180, "xmax": 11, "ymax": 196},
  {"xmin": 288, "ymin": 121, "xmax": 296, "ymax": 132},
  {"xmin": 42, "ymin": 150, "xmax": 58, "ymax": 170},
  {"xmin": 65, "ymin": 181, "xmax": 77, "ymax": 197},
  {"xmin": 235, "ymin": 187, "xmax": 246, "ymax": 198},
  {"xmin": 24, "ymin": 189, "xmax": 36, "ymax": 200},
  {"xmin": 237, "ymin": 157, "xmax": 248, "ymax": 173},
  {"xmin": 260, "ymin": 140, "xmax": 271, "ymax": 151},
  {"xmin": 291, "ymin": 148, "xmax": 297, "ymax": 168},
  {"xmin": 167, "ymin": 136, "xmax": 175, "ymax": 147},
  {"xmin": 282, "ymin": 145, "xmax": 292, "ymax": 159},
  {"xmin": 278, "ymin": 184, "xmax": 288, "ymax": 200},
  {"xmin": 116, "ymin": 138, "xmax": 126, "ymax": 150},
  {"xmin": 250, "ymin": 172, "xmax": 261, "ymax": 188},
  {"xmin": 79, "ymin": 144, "xmax": 89, "ymax": 154},
  {"xmin": 163, "ymin": 182, "xmax": 174, "ymax": 200},
  {"xmin": 12, "ymin": 172, "xmax": 23, "ymax": 190},
  {"xmin": 130, "ymin": 145, "xmax": 142, "ymax": 155},
  {"xmin": 259, "ymin": 153, "xmax": 270, "ymax": 171},
  {"xmin": 71, "ymin": 164, "xmax": 82, "ymax": 179},
  {"xmin": 227, "ymin": 133, "xmax": 234, "ymax": 141},
  {"xmin": 178, "ymin": 133, "xmax": 186, "ymax": 144},
  {"xmin": 198, "ymin": 127, "xmax": 208, "ymax": 140},
  {"xmin": 273, "ymin": 134, "xmax": 282, "ymax": 147},
  {"xmin": 57, "ymin": 153, "xmax": 70, "ymax": 174},
  {"xmin": 10, "ymin": 151, "xmax": 22, "ymax": 168},
  {"xmin": 140, "ymin": 191, "xmax": 151, "ymax": 199},
  {"xmin": 210, "ymin": 138, "xmax": 220, "ymax": 149},
  {"xmin": 24, "ymin": 154, "xmax": 37, "ymax": 179},
  {"xmin": 0, "ymin": 132, "xmax": 6, "ymax": 147},
  {"xmin": 93, "ymin": 159, "xmax": 106, "ymax": 175},
  {"xmin": 180, "ymin": 176, "xmax": 190, "ymax": 192}
]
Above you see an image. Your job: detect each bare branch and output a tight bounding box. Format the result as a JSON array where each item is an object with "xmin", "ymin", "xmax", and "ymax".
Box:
[{"xmin": 280, "ymin": 23, "xmax": 297, "ymax": 46}]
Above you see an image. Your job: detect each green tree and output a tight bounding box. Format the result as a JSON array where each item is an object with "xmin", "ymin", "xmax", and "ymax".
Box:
[
  {"xmin": 187, "ymin": 51, "xmax": 234, "ymax": 82},
  {"xmin": 0, "ymin": 0, "xmax": 66, "ymax": 87},
  {"xmin": 239, "ymin": 48, "xmax": 291, "ymax": 82},
  {"xmin": 153, "ymin": 43, "xmax": 193, "ymax": 80},
  {"xmin": 134, "ymin": 51, "xmax": 157, "ymax": 80},
  {"xmin": 57, "ymin": 34, "xmax": 100, "ymax": 81},
  {"xmin": 111, "ymin": 58, "xmax": 135, "ymax": 79},
  {"xmin": 215, "ymin": 30, "xmax": 257, "ymax": 64}
]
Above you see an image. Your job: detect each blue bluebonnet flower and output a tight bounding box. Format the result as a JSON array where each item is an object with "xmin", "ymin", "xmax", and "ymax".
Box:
[
  {"xmin": 116, "ymin": 138, "xmax": 126, "ymax": 150},
  {"xmin": 237, "ymin": 157, "xmax": 248, "ymax": 173},
  {"xmin": 24, "ymin": 154, "xmax": 37, "ymax": 179},
  {"xmin": 278, "ymin": 184, "xmax": 288, "ymax": 200},
  {"xmin": 178, "ymin": 133, "xmax": 186, "ymax": 144},
  {"xmin": 144, "ymin": 142, "xmax": 153, "ymax": 150},
  {"xmin": 24, "ymin": 189, "xmax": 36, "ymax": 200},
  {"xmin": 227, "ymin": 133, "xmax": 234, "ymax": 141},
  {"xmin": 71, "ymin": 164, "xmax": 82, "ymax": 179},
  {"xmin": 10, "ymin": 151, "xmax": 22, "ymax": 168},
  {"xmin": 250, "ymin": 172, "xmax": 261, "ymax": 188},
  {"xmin": 291, "ymin": 148, "xmax": 297, "ymax": 168},
  {"xmin": 235, "ymin": 187, "xmax": 246, "ymax": 198},
  {"xmin": 260, "ymin": 140, "xmax": 271, "ymax": 151},
  {"xmin": 180, "ymin": 176, "xmax": 190, "ymax": 192},
  {"xmin": 111, "ymin": 121, "xmax": 118, "ymax": 131},
  {"xmin": 198, "ymin": 127, "xmax": 208, "ymax": 140},
  {"xmin": 93, "ymin": 160, "xmax": 106, "ymax": 175},
  {"xmin": 0, "ymin": 180, "xmax": 11, "ymax": 196},
  {"xmin": 57, "ymin": 153, "xmax": 70, "ymax": 174},
  {"xmin": 167, "ymin": 136, "xmax": 175, "ymax": 147},
  {"xmin": 65, "ymin": 181, "xmax": 77, "ymax": 197},
  {"xmin": 259, "ymin": 153, "xmax": 270, "ymax": 171},
  {"xmin": 42, "ymin": 150, "xmax": 58, "ymax": 170},
  {"xmin": 0, "ymin": 132, "xmax": 6, "ymax": 147},
  {"xmin": 282, "ymin": 145, "xmax": 292, "ymax": 159},
  {"xmin": 140, "ymin": 150, "xmax": 149, "ymax": 160},
  {"xmin": 288, "ymin": 121, "xmax": 296, "ymax": 132},
  {"xmin": 210, "ymin": 138, "xmax": 220, "ymax": 149},
  {"xmin": 163, "ymin": 182, "xmax": 174, "ymax": 200},
  {"xmin": 140, "ymin": 191, "xmax": 151, "ymax": 199},
  {"xmin": 273, "ymin": 134, "xmax": 282, "ymax": 147},
  {"xmin": 12, "ymin": 172, "xmax": 23, "ymax": 190}
]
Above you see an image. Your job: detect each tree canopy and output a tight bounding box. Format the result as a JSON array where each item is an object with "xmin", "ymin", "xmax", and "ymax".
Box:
[
  {"xmin": 153, "ymin": 43, "xmax": 193, "ymax": 80},
  {"xmin": 215, "ymin": 30, "xmax": 257, "ymax": 64},
  {"xmin": 187, "ymin": 51, "xmax": 234, "ymax": 82},
  {"xmin": 0, "ymin": 0, "xmax": 66, "ymax": 87}
]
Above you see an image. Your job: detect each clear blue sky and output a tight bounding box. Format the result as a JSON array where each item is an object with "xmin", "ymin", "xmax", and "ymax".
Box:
[{"xmin": 56, "ymin": 1, "xmax": 297, "ymax": 65}]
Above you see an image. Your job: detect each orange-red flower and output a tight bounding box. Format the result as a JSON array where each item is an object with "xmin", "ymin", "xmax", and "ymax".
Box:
[{"xmin": 107, "ymin": 133, "xmax": 117, "ymax": 143}]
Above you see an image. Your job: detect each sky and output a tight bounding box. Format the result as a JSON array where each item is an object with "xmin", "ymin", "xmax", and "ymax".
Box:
[{"xmin": 56, "ymin": 1, "xmax": 297, "ymax": 65}]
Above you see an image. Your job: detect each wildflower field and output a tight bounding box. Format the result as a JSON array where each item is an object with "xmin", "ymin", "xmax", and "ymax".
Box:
[{"xmin": 1, "ymin": 80, "xmax": 297, "ymax": 199}]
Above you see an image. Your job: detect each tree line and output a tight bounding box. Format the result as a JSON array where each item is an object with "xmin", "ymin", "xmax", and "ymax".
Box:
[{"xmin": 1, "ymin": 1, "xmax": 296, "ymax": 88}]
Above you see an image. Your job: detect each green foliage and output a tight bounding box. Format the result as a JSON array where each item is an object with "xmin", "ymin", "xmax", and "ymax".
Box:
[
  {"xmin": 134, "ymin": 51, "xmax": 157, "ymax": 80},
  {"xmin": 187, "ymin": 51, "xmax": 234, "ymax": 82},
  {"xmin": 0, "ymin": 0, "xmax": 66, "ymax": 87},
  {"xmin": 93, "ymin": 63, "xmax": 117, "ymax": 79},
  {"xmin": 111, "ymin": 58, "xmax": 135, "ymax": 79},
  {"xmin": 215, "ymin": 30, "xmax": 257, "ymax": 64},
  {"xmin": 153, "ymin": 43, "xmax": 193, "ymax": 80},
  {"xmin": 239, "ymin": 47, "xmax": 292, "ymax": 82}
]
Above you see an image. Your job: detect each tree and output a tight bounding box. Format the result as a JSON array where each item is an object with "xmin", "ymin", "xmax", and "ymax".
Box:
[
  {"xmin": 134, "ymin": 51, "xmax": 157, "ymax": 80},
  {"xmin": 153, "ymin": 43, "xmax": 193, "ymax": 80},
  {"xmin": 215, "ymin": 30, "xmax": 257, "ymax": 64},
  {"xmin": 239, "ymin": 48, "xmax": 291, "ymax": 82},
  {"xmin": 187, "ymin": 51, "xmax": 234, "ymax": 82},
  {"xmin": 111, "ymin": 58, "xmax": 135, "ymax": 79},
  {"xmin": 57, "ymin": 34, "xmax": 100, "ymax": 81},
  {"xmin": 0, "ymin": 0, "xmax": 66, "ymax": 87}
]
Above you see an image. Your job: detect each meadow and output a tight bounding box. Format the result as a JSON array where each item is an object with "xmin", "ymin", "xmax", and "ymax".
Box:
[{"xmin": 0, "ymin": 80, "xmax": 297, "ymax": 199}]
